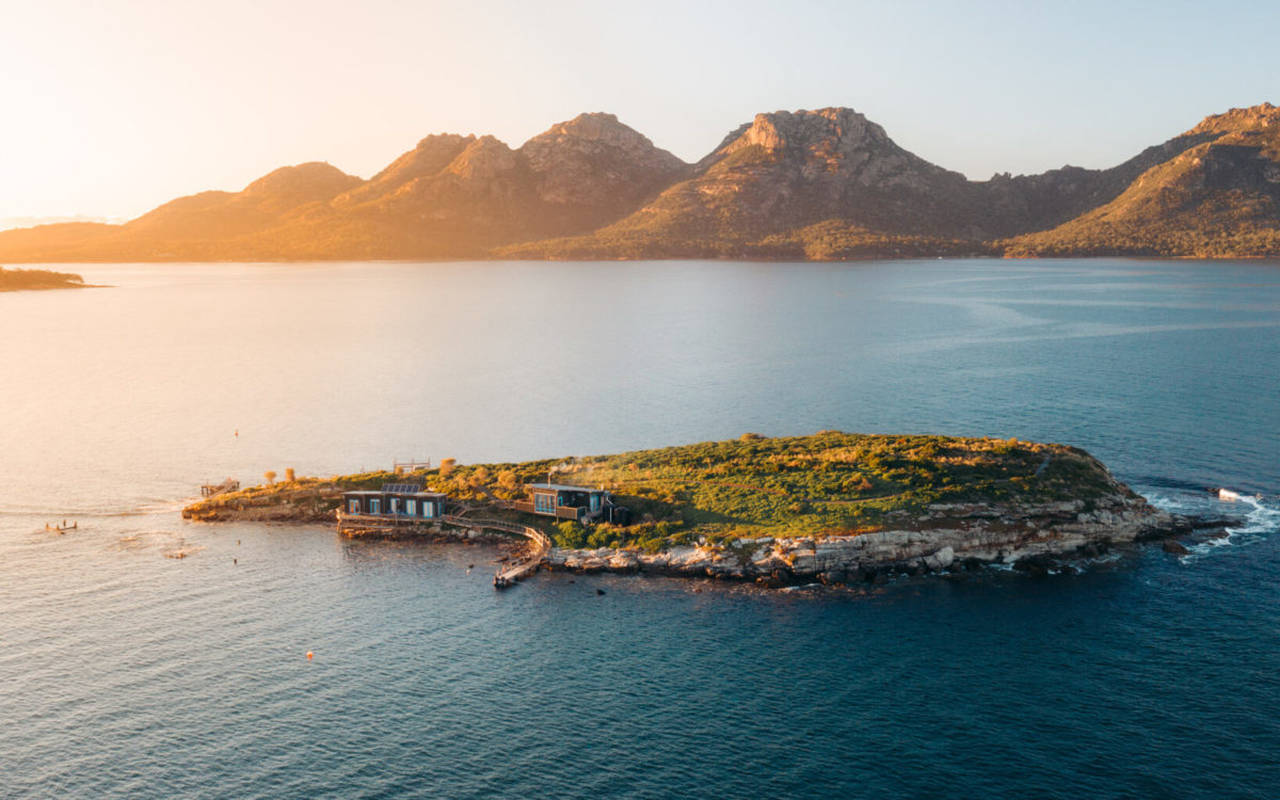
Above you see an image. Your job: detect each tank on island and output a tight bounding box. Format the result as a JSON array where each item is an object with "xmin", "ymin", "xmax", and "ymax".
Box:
[{"xmin": 181, "ymin": 431, "xmax": 1188, "ymax": 584}]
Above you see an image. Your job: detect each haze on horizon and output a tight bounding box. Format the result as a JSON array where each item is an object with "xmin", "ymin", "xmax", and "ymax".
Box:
[{"xmin": 2, "ymin": 0, "xmax": 1278, "ymax": 228}]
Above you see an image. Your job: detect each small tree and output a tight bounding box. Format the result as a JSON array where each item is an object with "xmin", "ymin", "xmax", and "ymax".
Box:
[
  {"xmin": 439, "ymin": 458, "xmax": 456, "ymax": 477},
  {"xmin": 285, "ymin": 468, "xmax": 296, "ymax": 482},
  {"xmin": 264, "ymin": 470, "xmax": 277, "ymax": 485},
  {"xmin": 468, "ymin": 466, "xmax": 491, "ymax": 487},
  {"xmin": 497, "ymin": 470, "xmax": 519, "ymax": 492}
]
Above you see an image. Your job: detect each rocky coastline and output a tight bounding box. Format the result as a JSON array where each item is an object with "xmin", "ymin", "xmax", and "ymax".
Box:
[{"xmin": 546, "ymin": 495, "xmax": 1225, "ymax": 585}]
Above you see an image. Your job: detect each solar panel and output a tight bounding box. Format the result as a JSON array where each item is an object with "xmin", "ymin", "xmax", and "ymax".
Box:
[{"xmin": 381, "ymin": 483, "xmax": 423, "ymax": 494}]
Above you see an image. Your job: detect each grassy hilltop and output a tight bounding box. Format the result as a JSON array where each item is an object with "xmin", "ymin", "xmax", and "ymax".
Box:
[{"xmin": 185, "ymin": 432, "xmax": 1132, "ymax": 552}]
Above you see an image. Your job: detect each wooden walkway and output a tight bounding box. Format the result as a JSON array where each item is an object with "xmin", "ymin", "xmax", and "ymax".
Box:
[
  {"xmin": 336, "ymin": 511, "xmax": 551, "ymax": 589},
  {"xmin": 442, "ymin": 514, "xmax": 551, "ymax": 589}
]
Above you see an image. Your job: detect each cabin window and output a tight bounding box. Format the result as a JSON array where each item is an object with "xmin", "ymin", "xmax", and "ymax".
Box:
[
  {"xmin": 590, "ymin": 494, "xmax": 601, "ymax": 512},
  {"xmin": 535, "ymin": 493, "xmax": 554, "ymax": 513},
  {"xmin": 348, "ymin": 499, "xmax": 360, "ymax": 514},
  {"xmin": 406, "ymin": 499, "xmax": 416, "ymax": 516},
  {"xmin": 370, "ymin": 498, "xmax": 381, "ymax": 514}
]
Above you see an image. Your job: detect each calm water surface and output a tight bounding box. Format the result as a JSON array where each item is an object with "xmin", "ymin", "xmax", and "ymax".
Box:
[{"xmin": 1, "ymin": 259, "xmax": 1278, "ymax": 798}]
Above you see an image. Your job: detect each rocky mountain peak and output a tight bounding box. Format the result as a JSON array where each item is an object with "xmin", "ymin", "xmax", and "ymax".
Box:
[
  {"xmin": 520, "ymin": 112, "xmax": 685, "ymax": 171},
  {"xmin": 720, "ymin": 107, "xmax": 889, "ymax": 157},
  {"xmin": 534, "ymin": 112, "xmax": 639, "ymax": 146},
  {"xmin": 445, "ymin": 136, "xmax": 520, "ymax": 180},
  {"xmin": 1189, "ymin": 102, "xmax": 1280, "ymax": 136},
  {"xmin": 516, "ymin": 113, "xmax": 688, "ymax": 225}
]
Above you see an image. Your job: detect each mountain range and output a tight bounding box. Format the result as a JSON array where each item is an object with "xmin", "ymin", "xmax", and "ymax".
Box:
[{"xmin": 4, "ymin": 104, "xmax": 1279, "ymax": 262}]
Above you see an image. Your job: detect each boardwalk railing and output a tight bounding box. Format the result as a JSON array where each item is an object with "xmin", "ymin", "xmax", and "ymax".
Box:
[
  {"xmin": 336, "ymin": 510, "xmax": 551, "ymax": 590},
  {"xmin": 505, "ymin": 500, "xmax": 583, "ymax": 521},
  {"xmin": 443, "ymin": 514, "xmax": 551, "ymax": 589}
]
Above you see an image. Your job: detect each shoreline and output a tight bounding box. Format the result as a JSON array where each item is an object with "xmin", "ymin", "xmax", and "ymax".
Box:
[
  {"xmin": 0, "ymin": 283, "xmax": 108, "ymax": 292},
  {"xmin": 188, "ymin": 502, "xmax": 1234, "ymax": 587},
  {"xmin": 3, "ymin": 254, "xmax": 1280, "ymax": 266}
]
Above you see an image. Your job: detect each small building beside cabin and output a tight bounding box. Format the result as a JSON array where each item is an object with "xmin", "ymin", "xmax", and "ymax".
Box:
[
  {"xmin": 511, "ymin": 483, "xmax": 628, "ymax": 525},
  {"xmin": 342, "ymin": 483, "xmax": 446, "ymax": 519}
]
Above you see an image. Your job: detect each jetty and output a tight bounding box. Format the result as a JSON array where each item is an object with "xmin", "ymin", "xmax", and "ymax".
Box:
[
  {"xmin": 440, "ymin": 515, "xmax": 552, "ymax": 589},
  {"xmin": 201, "ymin": 478, "xmax": 240, "ymax": 497}
]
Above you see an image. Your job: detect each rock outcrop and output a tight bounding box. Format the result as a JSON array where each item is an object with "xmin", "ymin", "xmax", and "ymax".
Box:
[{"xmin": 520, "ymin": 112, "xmax": 690, "ymax": 232}]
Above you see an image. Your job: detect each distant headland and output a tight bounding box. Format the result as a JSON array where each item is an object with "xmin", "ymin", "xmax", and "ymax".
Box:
[
  {"xmin": 0, "ymin": 266, "xmax": 94, "ymax": 292},
  {"xmin": 182, "ymin": 432, "xmax": 1226, "ymax": 587},
  {"xmin": 3, "ymin": 103, "xmax": 1280, "ymax": 264}
]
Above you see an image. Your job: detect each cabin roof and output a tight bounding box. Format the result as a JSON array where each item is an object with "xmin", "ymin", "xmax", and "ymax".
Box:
[{"xmin": 526, "ymin": 483, "xmax": 605, "ymax": 493}]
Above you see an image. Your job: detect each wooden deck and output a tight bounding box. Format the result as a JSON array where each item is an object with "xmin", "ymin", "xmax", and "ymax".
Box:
[
  {"xmin": 443, "ymin": 514, "xmax": 551, "ymax": 589},
  {"xmin": 338, "ymin": 510, "xmax": 551, "ymax": 589}
]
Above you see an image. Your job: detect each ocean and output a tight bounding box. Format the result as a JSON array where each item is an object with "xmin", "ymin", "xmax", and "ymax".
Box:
[{"xmin": 1, "ymin": 258, "xmax": 1277, "ymax": 798}]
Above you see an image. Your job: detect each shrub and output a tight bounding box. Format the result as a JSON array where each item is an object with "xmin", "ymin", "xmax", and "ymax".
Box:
[
  {"xmin": 554, "ymin": 521, "xmax": 588, "ymax": 549},
  {"xmin": 439, "ymin": 458, "xmax": 456, "ymax": 477}
]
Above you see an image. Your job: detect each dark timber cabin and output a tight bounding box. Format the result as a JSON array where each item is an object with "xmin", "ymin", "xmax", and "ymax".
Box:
[
  {"xmin": 511, "ymin": 483, "xmax": 628, "ymax": 525},
  {"xmin": 342, "ymin": 483, "xmax": 446, "ymax": 520}
]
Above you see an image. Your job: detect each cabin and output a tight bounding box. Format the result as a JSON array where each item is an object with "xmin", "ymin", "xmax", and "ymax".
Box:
[
  {"xmin": 341, "ymin": 483, "xmax": 447, "ymax": 520},
  {"xmin": 510, "ymin": 483, "xmax": 628, "ymax": 525}
]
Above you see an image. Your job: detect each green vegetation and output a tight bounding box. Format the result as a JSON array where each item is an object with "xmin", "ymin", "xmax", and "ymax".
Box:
[
  {"xmin": 185, "ymin": 432, "xmax": 1130, "ymax": 553},
  {"xmin": 497, "ymin": 221, "xmax": 994, "ymax": 261},
  {"xmin": 0, "ymin": 266, "xmax": 86, "ymax": 291},
  {"xmin": 750, "ymin": 222, "xmax": 995, "ymax": 260}
]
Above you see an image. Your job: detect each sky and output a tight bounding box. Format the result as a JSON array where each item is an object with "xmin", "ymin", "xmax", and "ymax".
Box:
[{"xmin": 2, "ymin": 0, "xmax": 1278, "ymax": 226}]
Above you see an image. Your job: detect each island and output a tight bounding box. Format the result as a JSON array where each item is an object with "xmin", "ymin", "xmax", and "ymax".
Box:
[
  {"xmin": 182, "ymin": 432, "xmax": 1213, "ymax": 585},
  {"xmin": 0, "ymin": 266, "xmax": 92, "ymax": 292}
]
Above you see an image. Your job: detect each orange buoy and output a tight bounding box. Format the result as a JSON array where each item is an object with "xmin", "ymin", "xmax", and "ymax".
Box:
[{"xmin": 306, "ymin": 651, "xmax": 314, "ymax": 660}]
